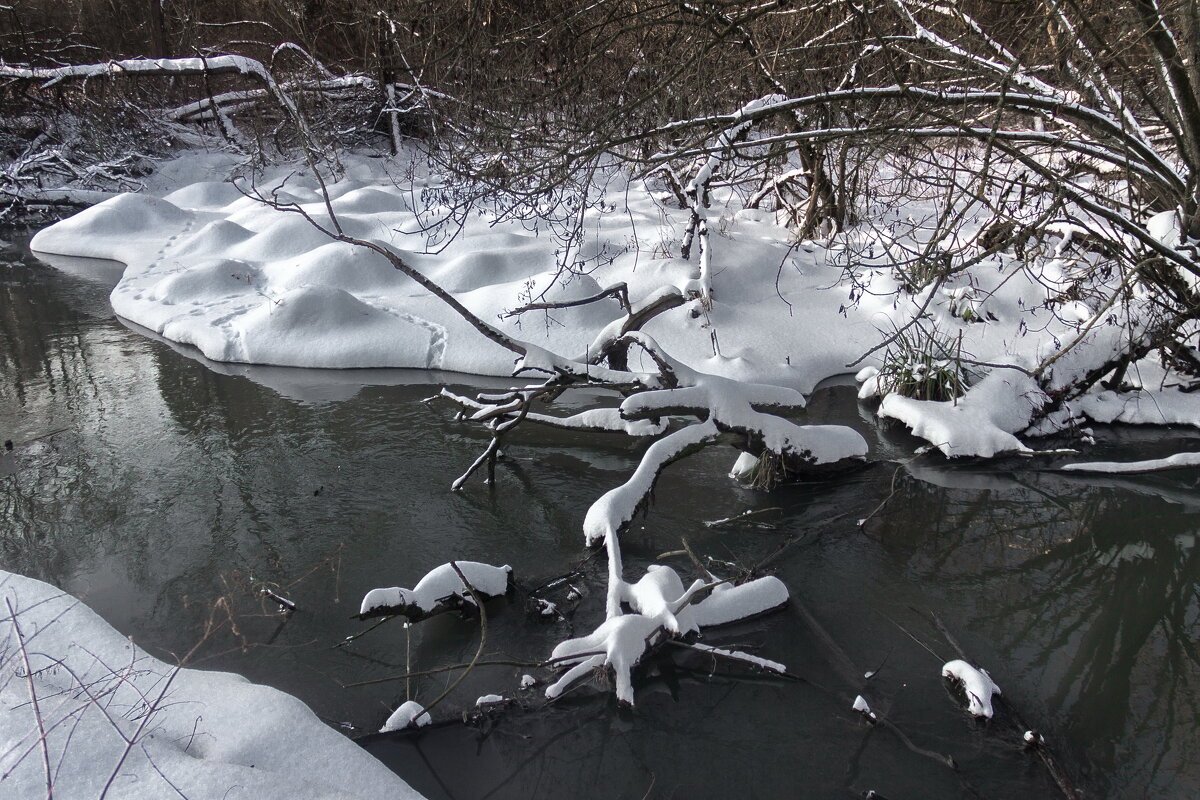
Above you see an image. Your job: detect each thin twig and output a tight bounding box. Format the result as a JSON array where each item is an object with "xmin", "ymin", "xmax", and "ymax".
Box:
[
  {"xmin": 6, "ymin": 598, "xmax": 53, "ymax": 800},
  {"xmin": 415, "ymin": 562, "xmax": 488, "ymax": 717}
]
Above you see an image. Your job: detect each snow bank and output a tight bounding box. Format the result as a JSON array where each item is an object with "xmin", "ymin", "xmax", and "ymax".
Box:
[
  {"xmin": 880, "ymin": 369, "xmax": 1046, "ymax": 458},
  {"xmin": 29, "ymin": 154, "xmax": 884, "ymax": 392},
  {"xmin": 1075, "ymin": 386, "xmax": 1200, "ymax": 427},
  {"xmin": 0, "ymin": 570, "xmax": 424, "ymax": 800},
  {"xmin": 30, "ymin": 150, "xmax": 1200, "ymax": 457}
]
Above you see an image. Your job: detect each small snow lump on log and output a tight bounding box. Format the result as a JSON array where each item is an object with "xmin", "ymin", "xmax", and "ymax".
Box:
[{"xmin": 942, "ymin": 659, "xmax": 1002, "ymax": 718}]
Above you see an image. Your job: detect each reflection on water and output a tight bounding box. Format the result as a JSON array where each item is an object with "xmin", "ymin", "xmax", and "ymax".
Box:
[{"xmin": 3, "ymin": 230, "xmax": 1200, "ymax": 799}]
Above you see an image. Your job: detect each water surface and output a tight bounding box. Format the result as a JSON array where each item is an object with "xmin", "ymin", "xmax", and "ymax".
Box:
[{"xmin": 4, "ymin": 230, "xmax": 1200, "ymax": 798}]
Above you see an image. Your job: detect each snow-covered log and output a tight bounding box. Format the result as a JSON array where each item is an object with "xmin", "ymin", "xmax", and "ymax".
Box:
[
  {"xmin": 545, "ymin": 565, "xmax": 790, "ymax": 706},
  {"xmin": 358, "ymin": 562, "xmax": 513, "ymax": 621},
  {"xmin": 942, "ymin": 659, "xmax": 1002, "ymax": 718},
  {"xmin": 379, "ymin": 701, "xmax": 431, "ymax": 732}
]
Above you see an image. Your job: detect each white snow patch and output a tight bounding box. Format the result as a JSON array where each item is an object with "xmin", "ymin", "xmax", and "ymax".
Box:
[
  {"xmin": 852, "ymin": 695, "xmax": 877, "ymax": 721},
  {"xmin": 380, "ymin": 700, "xmax": 430, "ymax": 732},
  {"xmin": 687, "ymin": 642, "xmax": 787, "ymax": 673},
  {"xmin": 942, "ymin": 659, "xmax": 1002, "ymax": 718},
  {"xmin": 360, "ymin": 562, "xmax": 511, "ymax": 616},
  {"xmin": 0, "ymin": 570, "xmax": 424, "ymax": 799},
  {"xmin": 546, "ymin": 567, "xmax": 789, "ymax": 705},
  {"xmin": 880, "ymin": 370, "xmax": 1045, "ymax": 457},
  {"xmin": 1062, "ymin": 451, "xmax": 1200, "ymax": 473},
  {"xmin": 729, "ymin": 450, "xmax": 759, "ymax": 479}
]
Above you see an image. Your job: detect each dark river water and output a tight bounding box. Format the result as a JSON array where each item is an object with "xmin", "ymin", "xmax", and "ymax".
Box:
[{"xmin": 4, "ymin": 227, "xmax": 1200, "ymax": 799}]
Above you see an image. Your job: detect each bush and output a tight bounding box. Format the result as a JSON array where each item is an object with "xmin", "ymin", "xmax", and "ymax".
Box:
[{"xmin": 879, "ymin": 324, "xmax": 970, "ymax": 402}]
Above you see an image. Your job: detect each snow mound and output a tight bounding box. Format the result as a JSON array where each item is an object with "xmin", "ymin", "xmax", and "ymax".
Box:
[
  {"xmin": 162, "ymin": 180, "xmax": 246, "ymax": 210},
  {"xmin": 235, "ymin": 286, "xmax": 437, "ymax": 369},
  {"xmin": 330, "ymin": 187, "xmax": 411, "ymax": 214},
  {"xmin": 0, "ymin": 570, "xmax": 424, "ymax": 799},
  {"xmin": 173, "ymin": 219, "xmax": 257, "ymax": 258},
  {"xmin": 262, "ymin": 241, "xmax": 413, "ymax": 294},
  {"xmin": 146, "ymin": 257, "xmax": 257, "ymax": 305},
  {"xmin": 226, "ymin": 214, "xmax": 352, "ymax": 262},
  {"xmin": 31, "ymin": 193, "xmax": 190, "ymax": 262}
]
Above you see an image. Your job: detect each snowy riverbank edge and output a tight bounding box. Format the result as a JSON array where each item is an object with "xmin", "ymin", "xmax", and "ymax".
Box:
[
  {"xmin": 26, "ymin": 151, "xmax": 1200, "ymax": 460},
  {"xmin": 0, "ymin": 570, "xmax": 426, "ymax": 800}
]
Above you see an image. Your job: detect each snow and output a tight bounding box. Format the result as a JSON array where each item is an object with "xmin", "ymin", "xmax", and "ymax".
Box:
[
  {"xmin": 687, "ymin": 643, "xmax": 787, "ymax": 674},
  {"xmin": 474, "ymin": 694, "xmax": 504, "ymax": 705},
  {"xmin": 28, "ymin": 153, "xmax": 884, "ymax": 393},
  {"xmin": 359, "ymin": 561, "xmax": 511, "ymax": 616},
  {"xmin": 0, "ymin": 570, "xmax": 425, "ymax": 799},
  {"xmin": 583, "ymin": 421, "xmax": 721, "ymax": 546},
  {"xmin": 440, "ymin": 388, "xmax": 667, "ymax": 436},
  {"xmin": 1075, "ymin": 386, "xmax": 1200, "ymax": 427},
  {"xmin": 852, "ymin": 695, "xmax": 877, "ymax": 721},
  {"xmin": 879, "ymin": 369, "xmax": 1046, "ymax": 458},
  {"xmin": 729, "ymin": 451, "xmax": 759, "ymax": 479},
  {"xmin": 688, "ymin": 578, "xmax": 790, "ymax": 627},
  {"xmin": 1062, "ymin": 451, "xmax": 1200, "ymax": 473},
  {"xmin": 28, "ymin": 143, "xmax": 1200, "ymax": 458},
  {"xmin": 379, "ymin": 701, "xmax": 430, "ymax": 732},
  {"xmin": 545, "ymin": 613, "xmax": 661, "ymax": 705},
  {"xmin": 942, "ymin": 659, "xmax": 1002, "ymax": 718},
  {"xmin": 545, "ymin": 566, "xmax": 789, "ymax": 705}
]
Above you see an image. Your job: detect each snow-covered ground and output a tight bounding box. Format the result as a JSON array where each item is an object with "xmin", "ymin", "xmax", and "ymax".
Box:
[
  {"xmin": 28, "ymin": 149, "xmax": 1200, "ymax": 457},
  {"xmin": 0, "ymin": 570, "xmax": 425, "ymax": 799}
]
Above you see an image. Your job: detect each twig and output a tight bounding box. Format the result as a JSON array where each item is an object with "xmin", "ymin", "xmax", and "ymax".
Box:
[
  {"xmin": 702, "ymin": 507, "xmax": 783, "ymax": 528},
  {"xmin": 679, "ymin": 537, "xmax": 715, "ymax": 582},
  {"xmin": 6, "ymin": 598, "xmax": 53, "ymax": 800},
  {"xmin": 98, "ymin": 666, "xmax": 182, "ymax": 800},
  {"xmin": 335, "ymin": 615, "xmax": 394, "ymax": 647},
  {"xmin": 858, "ymin": 463, "xmax": 906, "ymax": 528},
  {"xmin": 415, "ymin": 562, "xmax": 488, "ymax": 717},
  {"xmin": 343, "ymin": 651, "xmax": 607, "ymax": 689},
  {"xmin": 260, "ymin": 587, "xmax": 296, "ymax": 612}
]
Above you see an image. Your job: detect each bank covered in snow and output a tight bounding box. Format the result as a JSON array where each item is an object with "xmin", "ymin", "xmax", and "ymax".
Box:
[
  {"xmin": 27, "ymin": 152, "xmax": 1200, "ymax": 459},
  {"xmin": 0, "ymin": 571, "xmax": 425, "ymax": 800}
]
